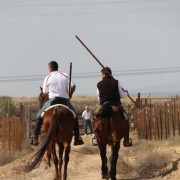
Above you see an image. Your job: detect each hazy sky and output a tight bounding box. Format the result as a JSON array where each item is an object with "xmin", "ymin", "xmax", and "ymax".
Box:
[{"xmin": 0, "ymin": 0, "xmax": 180, "ymax": 97}]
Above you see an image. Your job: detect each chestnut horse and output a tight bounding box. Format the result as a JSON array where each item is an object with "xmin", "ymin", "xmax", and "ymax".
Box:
[
  {"xmin": 27, "ymin": 88, "xmax": 75, "ymax": 180},
  {"xmin": 94, "ymin": 103, "xmax": 127, "ymax": 180}
]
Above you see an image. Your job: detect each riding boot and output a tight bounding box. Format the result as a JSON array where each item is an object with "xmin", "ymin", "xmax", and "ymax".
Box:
[
  {"xmin": 123, "ymin": 119, "xmax": 133, "ymax": 147},
  {"xmin": 73, "ymin": 117, "xmax": 84, "ymax": 146},
  {"xmin": 28, "ymin": 117, "xmax": 43, "ymax": 146}
]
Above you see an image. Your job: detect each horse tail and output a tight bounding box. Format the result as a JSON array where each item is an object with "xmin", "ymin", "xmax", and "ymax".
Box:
[{"xmin": 26, "ymin": 107, "xmax": 61, "ymax": 172}]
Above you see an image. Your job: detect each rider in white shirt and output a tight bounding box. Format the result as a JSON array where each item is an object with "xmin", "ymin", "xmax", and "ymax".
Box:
[
  {"xmin": 43, "ymin": 71, "xmax": 73, "ymax": 99},
  {"xmin": 28, "ymin": 61, "xmax": 84, "ymax": 146}
]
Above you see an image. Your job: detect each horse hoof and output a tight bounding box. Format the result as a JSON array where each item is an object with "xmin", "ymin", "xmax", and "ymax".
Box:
[
  {"xmin": 110, "ymin": 177, "xmax": 116, "ymax": 180},
  {"xmin": 101, "ymin": 174, "xmax": 108, "ymax": 179},
  {"xmin": 53, "ymin": 177, "xmax": 59, "ymax": 180}
]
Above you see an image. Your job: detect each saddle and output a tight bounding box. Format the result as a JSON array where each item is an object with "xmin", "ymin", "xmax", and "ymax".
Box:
[
  {"xmin": 96, "ymin": 101, "xmax": 120, "ymax": 119},
  {"xmin": 42, "ymin": 97, "xmax": 76, "ymax": 118}
]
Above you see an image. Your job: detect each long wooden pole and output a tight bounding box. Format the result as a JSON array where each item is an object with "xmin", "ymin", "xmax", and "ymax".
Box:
[
  {"xmin": 75, "ymin": 35, "xmax": 105, "ymax": 68},
  {"xmin": 75, "ymin": 35, "xmax": 138, "ymax": 107},
  {"xmin": 69, "ymin": 62, "xmax": 72, "ymax": 98}
]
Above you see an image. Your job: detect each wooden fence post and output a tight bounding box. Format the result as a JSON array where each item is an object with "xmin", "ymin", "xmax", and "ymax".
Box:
[
  {"xmin": 149, "ymin": 99, "xmax": 152, "ymax": 141},
  {"xmin": 164, "ymin": 102, "xmax": 168, "ymax": 139},
  {"xmin": 174, "ymin": 99, "xmax": 176, "ymax": 134},
  {"xmin": 145, "ymin": 99, "xmax": 148, "ymax": 140},
  {"xmin": 137, "ymin": 92, "xmax": 141, "ymax": 109},
  {"xmin": 12, "ymin": 117, "xmax": 15, "ymax": 151},
  {"xmin": 160, "ymin": 107, "xmax": 163, "ymax": 140},
  {"xmin": 167, "ymin": 103, "xmax": 170, "ymax": 136},
  {"xmin": 171, "ymin": 103, "xmax": 175, "ymax": 137},
  {"xmin": 152, "ymin": 106, "xmax": 156, "ymax": 140},
  {"xmin": 177, "ymin": 100, "xmax": 180, "ymax": 136},
  {"xmin": 156, "ymin": 106, "xmax": 160, "ymax": 140},
  {"xmin": 28, "ymin": 107, "xmax": 32, "ymax": 138}
]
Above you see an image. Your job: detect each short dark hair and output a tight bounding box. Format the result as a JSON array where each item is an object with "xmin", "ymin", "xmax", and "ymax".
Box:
[
  {"xmin": 101, "ymin": 67, "xmax": 112, "ymax": 76},
  {"xmin": 48, "ymin": 61, "xmax": 58, "ymax": 71}
]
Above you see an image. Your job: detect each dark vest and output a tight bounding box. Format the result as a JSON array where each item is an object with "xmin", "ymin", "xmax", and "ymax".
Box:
[{"xmin": 97, "ymin": 76, "xmax": 120, "ymax": 105}]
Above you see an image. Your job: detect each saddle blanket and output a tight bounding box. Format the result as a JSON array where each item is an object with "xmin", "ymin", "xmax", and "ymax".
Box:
[{"xmin": 41, "ymin": 104, "xmax": 76, "ymax": 118}]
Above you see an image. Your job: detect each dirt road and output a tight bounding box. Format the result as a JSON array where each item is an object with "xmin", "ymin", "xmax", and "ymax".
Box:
[{"xmin": 0, "ymin": 132, "xmax": 180, "ymax": 180}]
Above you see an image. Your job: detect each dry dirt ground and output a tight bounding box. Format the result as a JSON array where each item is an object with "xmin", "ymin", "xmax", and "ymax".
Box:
[{"xmin": 0, "ymin": 132, "xmax": 180, "ymax": 180}]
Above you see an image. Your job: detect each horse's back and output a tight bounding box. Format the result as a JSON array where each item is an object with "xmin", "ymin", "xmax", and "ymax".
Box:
[{"xmin": 94, "ymin": 105, "xmax": 126, "ymax": 143}]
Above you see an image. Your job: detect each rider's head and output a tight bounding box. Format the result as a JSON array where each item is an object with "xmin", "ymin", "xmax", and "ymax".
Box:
[
  {"xmin": 101, "ymin": 67, "xmax": 112, "ymax": 77},
  {"xmin": 48, "ymin": 61, "xmax": 58, "ymax": 72}
]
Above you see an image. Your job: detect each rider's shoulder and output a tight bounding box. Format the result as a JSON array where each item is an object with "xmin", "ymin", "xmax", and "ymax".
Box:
[{"xmin": 61, "ymin": 72, "xmax": 68, "ymax": 76}]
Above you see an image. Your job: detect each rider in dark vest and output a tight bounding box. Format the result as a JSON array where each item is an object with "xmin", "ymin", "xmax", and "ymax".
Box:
[
  {"xmin": 97, "ymin": 67, "xmax": 132, "ymax": 147},
  {"xmin": 28, "ymin": 61, "xmax": 84, "ymax": 146}
]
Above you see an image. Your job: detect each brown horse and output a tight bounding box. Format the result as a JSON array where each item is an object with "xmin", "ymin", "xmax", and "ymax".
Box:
[
  {"xmin": 27, "ymin": 88, "xmax": 75, "ymax": 180},
  {"xmin": 94, "ymin": 103, "xmax": 127, "ymax": 180}
]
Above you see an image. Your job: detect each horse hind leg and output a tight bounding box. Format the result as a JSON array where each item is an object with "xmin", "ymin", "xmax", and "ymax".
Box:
[
  {"xmin": 63, "ymin": 143, "xmax": 70, "ymax": 180},
  {"xmin": 45, "ymin": 146, "xmax": 51, "ymax": 169},
  {"xmin": 109, "ymin": 142, "xmax": 120, "ymax": 180},
  {"xmin": 50, "ymin": 143, "xmax": 60, "ymax": 180},
  {"xmin": 58, "ymin": 142, "xmax": 64, "ymax": 180},
  {"xmin": 98, "ymin": 142, "xmax": 108, "ymax": 179}
]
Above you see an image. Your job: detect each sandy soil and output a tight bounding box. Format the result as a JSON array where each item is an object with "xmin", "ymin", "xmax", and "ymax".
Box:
[{"xmin": 0, "ymin": 132, "xmax": 180, "ymax": 180}]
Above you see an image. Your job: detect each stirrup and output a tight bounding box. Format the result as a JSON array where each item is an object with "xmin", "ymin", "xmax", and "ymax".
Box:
[{"xmin": 123, "ymin": 138, "xmax": 133, "ymax": 147}]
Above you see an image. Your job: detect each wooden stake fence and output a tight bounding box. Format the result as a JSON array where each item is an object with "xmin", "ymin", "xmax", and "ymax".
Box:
[
  {"xmin": 136, "ymin": 97, "xmax": 180, "ymax": 140},
  {"xmin": 0, "ymin": 103, "xmax": 27, "ymax": 152}
]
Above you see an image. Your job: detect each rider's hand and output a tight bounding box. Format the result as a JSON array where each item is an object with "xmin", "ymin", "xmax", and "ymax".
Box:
[
  {"xmin": 122, "ymin": 88, "xmax": 129, "ymax": 95},
  {"xmin": 126, "ymin": 90, "xmax": 129, "ymax": 96}
]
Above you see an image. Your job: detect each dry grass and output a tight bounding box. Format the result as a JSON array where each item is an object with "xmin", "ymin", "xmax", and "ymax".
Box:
[
  {"xmin": 0, "ymin": 143, "xmax": 34, "ymax": 167},
  {"xmin": 12, "ymin": 95, "xmax": 136, "ymax": 114},
  {"xmin": 0, "ymin": 153, "xmax": 15, "ymax": 167},
  {"xmin": 71, "ymin": 96, "xmax": 99, "ymax": 113},
  {"xmin": 116, "ymin": 136, "xmax": 180, "ymax": 179}
]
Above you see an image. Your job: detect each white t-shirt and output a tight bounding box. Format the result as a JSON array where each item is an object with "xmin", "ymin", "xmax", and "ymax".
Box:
[
  {"xmin": 43, "ymin": 71, "xmax": 75, "ymax": 99},
  {"xmin": 82, "ymin": 110, "xmax": 92, "ymax": 120}
]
